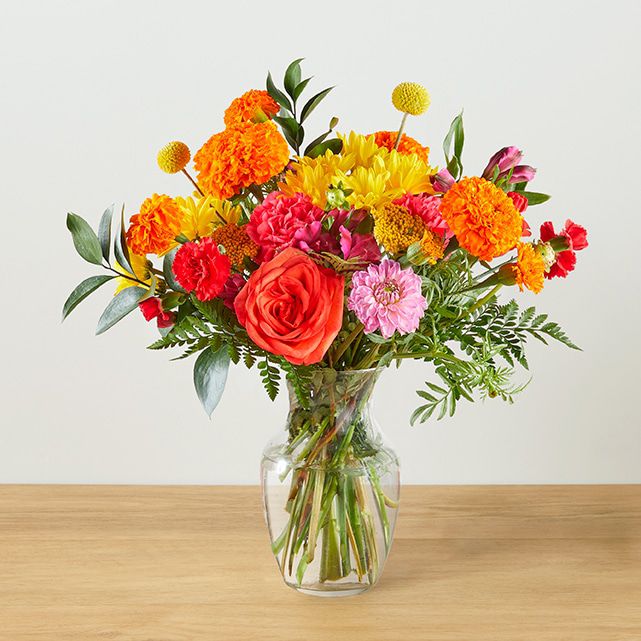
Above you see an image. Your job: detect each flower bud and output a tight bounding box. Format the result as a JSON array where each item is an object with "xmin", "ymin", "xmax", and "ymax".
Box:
[
  {"xmin": 500, "ymin": 165, "xmax": 536, "ymax": 184},
  {"xmin": 482, "ymin": 146, "xmax": 522, "ymax": 179},
  {"xmin": 431, "ymin": 168, "xmax": 456, "ymax": 193},
  {"xmin": 535, "ymin": 242, "xmax": 557, "ymax": 270}
]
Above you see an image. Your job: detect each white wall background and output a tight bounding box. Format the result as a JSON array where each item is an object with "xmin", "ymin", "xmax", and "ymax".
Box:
[{"xmin": 1, "ymin": 0, "xmax": 639, "ymax": 484}]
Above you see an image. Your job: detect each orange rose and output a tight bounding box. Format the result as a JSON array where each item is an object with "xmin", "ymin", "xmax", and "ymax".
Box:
[{"xmin": 234, "ymin": 248, "xmax": 344, "ymax": 365}]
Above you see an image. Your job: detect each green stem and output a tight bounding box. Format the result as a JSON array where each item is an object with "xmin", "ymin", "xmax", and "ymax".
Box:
[{"xmin": 394, "ymin": 113, "xmax": 409, "ymax": 150}]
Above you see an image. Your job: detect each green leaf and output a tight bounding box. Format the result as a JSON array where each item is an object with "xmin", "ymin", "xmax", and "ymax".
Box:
[
  {"xmin": 306, "ymin": 138, "xmax": 343, "ymax": 158},
  {"xmin": 66, "ymin": 213, "xmax": 103, "ymax": 265},
  {"xmin": 62, "ymin": 275, "xmax": 114, "ymax": 321},
  {"xmin": 95, "ymin": 286, "xmax": 145, "ymax": 335},
  {"xmin": 193, "ymin": 346, "xmax": 230, "ymax": 417},
  {"xmin": 442, "ymin": 112, "xmax": 464, "ymax": 179},
  {"xmin": 292, "ymin": 77, "xmax": 312, "ymax": 102},
  {"xmin": 273, "ymin": 115, "xmax": 303, "ymax": 150},
  {"xmin": 521, "ymin": 191, "xmax": 551, "ymax": 206},
  {"xmin": 161, "ymin": 291, "xmax": 184, "ymax": 310},
  {"xmin": 114, "ymin": 205, "xmax": 133, "ymax": 274},
  {"xmin": 300, "ymin": 87, "xmax": 333, "ymax": 123},
  {"xmin": 163, "ymin": 246, "xmax": 186, "ymax": 292},
  {"xmin": 284, "ymin": 58, "xmax": 303, "ymax": 99},
  {"xmin": 266, "ymin": 72, "xmax": 292, "ymax": 113},
  {"xmin": 98, "ymin": 205, "xmax": 114, "ymax": 262}
]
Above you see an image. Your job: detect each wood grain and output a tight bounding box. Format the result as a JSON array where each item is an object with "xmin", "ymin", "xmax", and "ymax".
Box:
[{"xmin": 0, "ymin": 485, "xmax": 639, "ymax": 640}]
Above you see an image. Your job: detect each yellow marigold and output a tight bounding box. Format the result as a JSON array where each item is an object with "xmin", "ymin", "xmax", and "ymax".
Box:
[
  {"xmin": 114, "ymin": 253, "xmax": 151, "ymax": 295},
  {"xmin": 126, "ymin": 194, "xmax": 183, "ymax": 256},
  {"xmin": 420, "ymin": 230, "xmax": 446, "ymax": 265},
  {"xmin": 175, "ymin": 195, "xmax": 242, "ymax": 240},
  {"xmin": 509, "ymin": 242, "xmax": 546, "ymax": 294},
  {"xmin": 373, "ymin": 202, "xmax": 426, "ymax": 254},
  {"xmin": 157, "ymin": 141, "xmax": 191, "ymax": 174},
  {"xmin": 194, "ymin": 121, "xmax": 289, "ymax": 200},
  {"xmin": 224, "ymin": 89, "xmax": 280, "ymax": 126},
  {"xmin": 278, "ymin": 150, "xmax": 353, "ymax": 207},
  {"xmin": 337, "ymin": 132, "xmax": 382, "ymax": 169},
  {"xmin": 210, "ymin": 223, "xmax": 258, "ymax": 268},
  {"xmin": 392, "ymin": 82, "xmax": 430, "ymax": 115},
  {"xmin": 440, "ymin": 177, "xmax": 523, "ymax": 261},
  {"xmin": 372, "ymin": 131, "xmax": 429, "ymax": 163}
]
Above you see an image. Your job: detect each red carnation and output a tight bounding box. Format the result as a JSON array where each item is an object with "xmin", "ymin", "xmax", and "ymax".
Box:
[
  {"xmin": 540, "ymin": 219, "xmax": 588, "ymax": 279},
  {"xmin": 172, "ymin": 237, "xmax": 231, "ymax": 300},
  {"xmin": 246, "ymin": 191, "xmax": 326, "ymax": 262},
  {"xmin": 508, "ymin": 191, "xmax": 528, "ymax": 213},
  {"xmin": 139, "ymin": 296, "xmax": 176, "ymax": 328}
]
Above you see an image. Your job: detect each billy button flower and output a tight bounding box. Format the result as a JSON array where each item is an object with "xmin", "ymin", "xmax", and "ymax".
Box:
[
  {"xmin": 157, "ymin": 141, "xmax": 206, "ymax": 198},
  {"xmin": 391, "ymin": 82, "xmax": 431, "ymax": 151}
]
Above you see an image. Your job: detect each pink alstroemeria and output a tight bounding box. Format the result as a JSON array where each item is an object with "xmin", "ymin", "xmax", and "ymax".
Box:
[
  {"xmin": 499, "ymin": 165, "xmax": 536, "ymax": 184},
  {"xmin": 482, "ymin": 146, "xmax": 523, "ymax": 179},
  {"xmin": 431, "ymin": 168, "xmax": 456, "ymax": 193},
  {"xmin": 339, "ymin": 227, "xmax": 381, "ymax": 262}
]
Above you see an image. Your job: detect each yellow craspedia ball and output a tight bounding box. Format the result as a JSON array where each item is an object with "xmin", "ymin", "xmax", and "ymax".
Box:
[
  {"xmin": 157, "ymin": 141, "xmax": 191, "ymax": 174},
  {"xmin": 392, "ymin": 82, "xmax": 430, "ymax": 116}
]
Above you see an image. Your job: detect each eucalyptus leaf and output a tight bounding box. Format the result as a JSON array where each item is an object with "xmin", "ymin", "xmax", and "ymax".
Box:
[
  {"xmin": 98, "ymin": 205, "xmax": 114, "ymax": 262},
  {"xmin": 114, "ymin": 205, "xmax": 133, "ymax": 274},
  {"xmin": 521, "ymin": 191, "xmax": 551, "ymax": 206},
  {"xmin": 66, "ymin": 213, "xmax": 103, "ymax": 265},
  {"xmin": 300, "ymin": 87, "xmax": 333, "ymax": 123},
  {"xmin": 95, "ymin": 286, "xmax": 146, "ymax": 335},
  {"xmin": 62, "ymin": 275, "xmax": 115, "ymax": 321},
  {"xmin": 163, "ymin": 247, "xmax": 186, "ymax": 292},
  {"xmin": 284, "ymin": 58, "xmax": 303, "ymax": 99},
  {"xmin": 193, "ymin": 346, "xmax": 230, "ymax": 417},
  {"xmin": 266, "ymin": 72, "xmax": 292, "ymax": 113}
]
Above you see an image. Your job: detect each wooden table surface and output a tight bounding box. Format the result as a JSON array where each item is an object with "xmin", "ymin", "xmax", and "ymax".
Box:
[{"xmin": 1, "ymin": 485, "xmax": 640, "ymax": 640}]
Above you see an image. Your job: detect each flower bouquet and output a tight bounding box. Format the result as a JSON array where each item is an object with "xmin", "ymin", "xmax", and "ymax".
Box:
[{"xmin": 63, "ymin": 59, "xmax": 587, "ymax": 596}]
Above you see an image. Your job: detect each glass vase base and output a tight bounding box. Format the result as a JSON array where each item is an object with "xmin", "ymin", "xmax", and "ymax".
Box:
[{"xmin": 287, "ymin": 582, "xmax": 371, "ymax": 597}]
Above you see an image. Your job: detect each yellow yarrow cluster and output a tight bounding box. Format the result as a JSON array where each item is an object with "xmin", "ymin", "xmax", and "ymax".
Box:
[
  {"xmin": 210, "ymin": 223, "xmax": 258, "ymax": 268},
  {"xmin": 157, "ymin": 141, "xmax": 191, "ymax": 174},
  {"xmin": 392, "ymin": 82, "xmax": 430, "ymax": 115},
  {"xmin": 373, "ymin": 203, "xmax": 426, "ymax": 254}
]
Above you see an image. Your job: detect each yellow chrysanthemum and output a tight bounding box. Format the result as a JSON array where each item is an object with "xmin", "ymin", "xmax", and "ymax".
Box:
[
  {"xmin": 372, "ymin": 202, "xmax": 426, "ymax": 254},
  {"xmin": 114, "ymin": 253, "xmax": 151, "ymax": 295},
  {"xmin": 392, "ymin": 82, "xmax": 430, "ymax": 116},
  {"xmin": 157, "ymin": 141, "xmax": 191, "ymax": 174},
  {"xmin": 336, "ymin": 163, "xmax": 399, "ymax": 209},
  {"xmin": 380, "ymin": 150, "xmax": 434, "ymax": 195},
  {"xmin": 279, "ymin": 151, "xmax": 353, "ymax": 207},
  {"xmin": 175, "ymin": 195, "xmax": 242, "ymax": 241},
  {"xmin": 210, "ymin": 223, "xmax": 258, "ymax": 268},
  {"xmin": 337, "ymin": 132, "xmax": 382, "ymax": 169}
]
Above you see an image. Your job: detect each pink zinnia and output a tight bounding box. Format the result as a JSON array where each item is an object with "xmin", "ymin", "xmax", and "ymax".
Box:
[
  {"xmin": 246, "ymin": 191, "xmax": 325, "ymax": 262},
  {"xmin": 348, "ymin": 260, "xmax": 427, "ymax": 339},
  {"xmin": 393, "ymin": 193, "xmax": 453, "ymax": 241}
]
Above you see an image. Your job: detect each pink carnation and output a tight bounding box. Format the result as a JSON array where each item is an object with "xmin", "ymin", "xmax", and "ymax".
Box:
[
  {"xmin": 246, "ymin": 192, "xmax": 326, "ymax": 262},
  {"xmin": 348, "ymin": 260, "xmax": 427, "ymax": 339},
  {"xmin": 393, "ymin": 193, "xmax": 453, "ymax": 241}
]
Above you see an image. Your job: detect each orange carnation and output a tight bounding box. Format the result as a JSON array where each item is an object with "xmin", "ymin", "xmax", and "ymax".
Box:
[
  {"xmin": 372, "ymin": 131, "xmax": 429, "ymax": 162},
  {"xmin": 193, "ymin": 121, "xmax": 290, "ymax": 200},
  {"xmin": 224, "ymin": 89, "xmax": 280, "ymax": 126},
  {"xmin": 509, "ymin": 242, "xmax": 546, "ymax": 294},
  {"xmin": 126, "ymin": 194, "xmax": 183, "ymax": 256},
  {"xmin": 440, "ymin": 177, "xmax": 522, "ymax": 261}
]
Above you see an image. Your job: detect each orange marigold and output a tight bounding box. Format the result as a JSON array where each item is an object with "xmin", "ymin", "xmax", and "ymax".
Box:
[
  {"xmin": 194, "ymin": 121, "xmax": 289, "ymax": 200},
  {"xmin": 210, "ymin": 223, "xmax": 258, "ymax": 268},
  {"xmin": 440, "ymin": 177, "xmax": 522, "ymax": 261},
  {"xmin": 223, "ymin": 90, "xmax": 280, "ymax": 127},
  {"xmin": 509, "ymin": 242, "xmax": 546, "ymax": 294},
  {"xmin": 420, "ymin": 229, "xmax": 446, "ymax": 265},
  {"xmin": 126, "ymin": 194, "xmax": 183, "ymax": 256},
  {"xmin": 372, "ymin": 131, "xmax": 429, "ymax": 163}
]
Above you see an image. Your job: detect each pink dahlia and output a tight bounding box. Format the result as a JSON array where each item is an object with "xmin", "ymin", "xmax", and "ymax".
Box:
[
  {"xmin": 246, "ymin": 191, "xmax": 326, "ymax": 262},
  {"xmin": 393, "ymin": 193, "xmax": 453, "ymax": 241},
  {"xmin": 348, "ymin": 260, "xmax": 427, "ymax": 339}
]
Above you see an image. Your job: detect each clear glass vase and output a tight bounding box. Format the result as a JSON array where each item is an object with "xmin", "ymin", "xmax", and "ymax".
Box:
[{"xmin": 261, "ymin": 368, "xmax": 400, "ymax": 597}]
